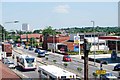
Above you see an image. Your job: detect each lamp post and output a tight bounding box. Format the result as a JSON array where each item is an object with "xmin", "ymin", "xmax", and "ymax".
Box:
[
  {"xmin": 91, "ymin": 20, "xmax": 96, "ymax": 66},
  {"xmin": 3, "ymin": 20, "xmax": 19, "ymax": 42}
]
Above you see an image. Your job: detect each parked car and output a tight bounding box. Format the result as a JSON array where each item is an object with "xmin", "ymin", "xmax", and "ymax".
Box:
[
  {"xmin": 2, "ymin": 57, "xmax": 8, "ymax": 64},
  {"xmin": 111, "ymin": 50, "xmax": 117, "ymax": 60},
  {"xmin": 35, "ymin": 48, "xmax": 40, "ymax": 53},
  {"xmin": 7, "ymin": 61, "xmax": 16, "ymax": 69},
  {"xmin": 63, "ymin": 55, "xmax": 72, "ymax": 62},
  {"xmin": 29, "ymin": 46, "xmax": 34, "ymax": 51},
  {"xmin": 38, "ymin": 51, "xmax": 45, "ymax": 57},
  {"xmin": 101, "ymin": 72, "xmax": 117, "ymax": 80},
  {"xmin": 24, "ymin": 46, "xmax": 28, "ymax": 49},
  {"xmin": 17, "ymin": 43, "xmax": 21, "ymax": 47},
  {"xmin": 45, "ymin": 51, "xmax": 50, "ymax": 55},
  {"xmin": 114, "ymin": 64, "xmax": 120, "ymax": 71}
]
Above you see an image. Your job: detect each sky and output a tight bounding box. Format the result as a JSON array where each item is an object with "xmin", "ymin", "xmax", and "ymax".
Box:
[{"xmin": 1, "ymin": 1, "xmax": 119, "ymax": 31}]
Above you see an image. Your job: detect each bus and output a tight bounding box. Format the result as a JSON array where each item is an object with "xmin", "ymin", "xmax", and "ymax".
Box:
[
  {"xmin": 17, "ymin": 55, "xmax": 37, "ymax": 70},
  {"xmin": 38, "ymin": 65, "xmax": 78, "ymax": 80}
]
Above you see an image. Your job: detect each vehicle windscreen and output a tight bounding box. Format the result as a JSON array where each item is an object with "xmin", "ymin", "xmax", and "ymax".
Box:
[
  {"xmin": 66, "ymin": 56, "xmax": 70, "ymax": 58},
  {"xmin": 25, "ymin": 58, "xmax": 35, "ymax": 63},
  {"xmin": 106, "ymin": 73, "xmax": 113, "ymax": 76}
]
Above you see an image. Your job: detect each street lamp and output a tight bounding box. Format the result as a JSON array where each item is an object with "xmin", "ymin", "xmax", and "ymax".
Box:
[
  {"xmin": 3, "ymin": 20, "xmax": 19, "ymax": 42},
  {"xmin": 91, "ymin": 20, "xmax": 96, "ymax": 66}
]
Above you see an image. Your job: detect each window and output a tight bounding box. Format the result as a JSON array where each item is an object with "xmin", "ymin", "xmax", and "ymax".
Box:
[
  {"xmin": 25, "ymin": 58, "xmax": 34, "ymax": 63},
  {"xmin": 49, "ymin": 76, "xmax": 55, "ymax": 80},
  {"xmin": 20, "ymin": 58, "xmax": 24, "ymax": 65}
]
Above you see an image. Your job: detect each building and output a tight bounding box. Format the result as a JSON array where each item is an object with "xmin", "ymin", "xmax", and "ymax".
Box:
[
  {"xmin": 0, "ymin": 61, "xmax": 20, "ymax": 79},
  {"xmin": 63, "ymin": 32, "xmax": 107, "ymax": 51},
  {"xmin": 20, "ymin": 34, "xmax": 42, "ymax": 44},
  {"xmin": 42, "ymin": 34, "xmax": 69, "ymax": 52}
]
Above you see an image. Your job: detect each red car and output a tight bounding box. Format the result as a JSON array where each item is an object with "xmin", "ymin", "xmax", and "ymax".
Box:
[
  {"xmin": 63, "ymin": 55, "xmax": 72, "ymax": 62},
  {"xmin": 17, "ymin": 43, "xmax": 21, "ymax": 47}
]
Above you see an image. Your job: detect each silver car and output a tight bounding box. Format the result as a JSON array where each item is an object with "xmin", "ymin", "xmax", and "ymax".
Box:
[{"xmin": 7, "ymin": 61, "xmax": 16, "ymax": 69}]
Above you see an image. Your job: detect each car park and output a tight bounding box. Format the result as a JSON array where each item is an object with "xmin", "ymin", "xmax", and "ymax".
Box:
[
  {"xmin": 63, "ymin": 55, "xmax": 72, "ymax": 62},
  {"xmin": 101, "ymin": 72, "xmax": 117, "ymax": 80},
  {"xmin": 114, "ymin": 64, "xmax": 120, "ymax": 71}
]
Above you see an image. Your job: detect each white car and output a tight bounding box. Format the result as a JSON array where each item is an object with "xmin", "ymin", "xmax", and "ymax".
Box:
[
  {"xmin": 101, "ymin": 72, "xmax": 117, "ymax": 80},
  {"xmin": 7, "ymin": 61, "xmax": 16, "ymax": 69}
]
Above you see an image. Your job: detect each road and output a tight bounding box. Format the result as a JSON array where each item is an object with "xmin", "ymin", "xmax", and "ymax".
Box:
[{"xmin": 12, "ymin": 47, "xmax": 119, "ymax": 79}]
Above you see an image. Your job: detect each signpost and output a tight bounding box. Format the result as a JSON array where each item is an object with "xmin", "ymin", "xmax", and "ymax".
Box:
[
  {"xmin": 74, "ymin": 36, "xmax": 80, "ymax": 58},
  {"xmin": 96, "ymin": 70, "xmax": 106, "ymax": 75}
]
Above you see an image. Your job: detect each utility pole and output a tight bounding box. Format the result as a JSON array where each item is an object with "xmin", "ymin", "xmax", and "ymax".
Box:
[
  {"xmin": 83, "ymin": 39, "xmax": 90, "ymax": 80},
  {"xmin": 2, "ymin": 27, "xmax": 4, "ymax": 42}
]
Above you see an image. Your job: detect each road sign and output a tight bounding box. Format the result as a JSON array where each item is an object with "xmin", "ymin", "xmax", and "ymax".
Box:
[
  {"xmin": 96, "ymin": 70, "xmax": 106, "ymax": 75},
  {"xmin": 74, "ymin": 36, "xmax": 80, "ymax": 43}
]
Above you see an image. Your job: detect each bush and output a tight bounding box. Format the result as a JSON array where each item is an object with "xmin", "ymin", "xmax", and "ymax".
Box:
[
  {"xmin": 77, "ymin": 67, "xmax": 82, "ymax": 72},
  {"xmin": 92, "ymin": 72, "xmax": 98, "ymax": 77},
  {"xmin": 53, "ymin": 60, "xmax": 57, "ymax": 63},
  {"xmin": 46, "ymin": 57, "xmax": 48, "ymax": 60},
  {"xmin": 64, "ymin": 63, "xmax": 68, "ymax": 68},
  {"xmin": 67, "ymin": 51, "xmax": 79, "ymax": 55}
]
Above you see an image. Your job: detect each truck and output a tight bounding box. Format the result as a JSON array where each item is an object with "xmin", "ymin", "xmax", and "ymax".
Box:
[{"xmin": 2, "ymin": 43, "xmax": 12, "ymax": 57}]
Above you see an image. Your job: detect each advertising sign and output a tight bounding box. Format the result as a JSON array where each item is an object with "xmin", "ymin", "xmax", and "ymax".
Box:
[
  {"xmin": 96, "ymin": 70, "xmax": 106, "ymax": 75},
  {"xmin": 74, "ymin": 36, "xmax": 80, "ymax": 43}
]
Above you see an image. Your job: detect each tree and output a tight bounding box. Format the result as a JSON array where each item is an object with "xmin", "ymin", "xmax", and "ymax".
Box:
[
  {"xmin": 29, "ymin": 37, "xmax": 36, "ymax": 46},
  {"xmin": 42, "ymin": 26, "xmax": 56, "ymax": 49},
  {"xmin": 42, "ymin": 26, "xmax": 56, "ymax": 36}
]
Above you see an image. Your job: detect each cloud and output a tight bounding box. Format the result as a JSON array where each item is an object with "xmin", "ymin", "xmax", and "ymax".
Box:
[{"xmin": 53, "ymin": 5, "xmax": 70, "ymax": 14}]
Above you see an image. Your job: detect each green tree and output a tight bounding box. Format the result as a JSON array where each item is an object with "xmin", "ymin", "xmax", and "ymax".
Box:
[
  {"xmin": 29, "ymin": 37, "xmax": 36, "ymax": 46},
  {"xmin": 42, "ymin": 26, "xmax": 56, "ymax": 49}
]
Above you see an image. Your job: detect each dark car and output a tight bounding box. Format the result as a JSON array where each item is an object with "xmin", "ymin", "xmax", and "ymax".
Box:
[
  {"xmin": 24, "ymin": 46, "xmax": 28, "ymax": 49},
  {"xmin": 63, "ymin": 55, "xmax": 72, "ymax": 62},
  {"xmin": 111, "ymin": 50, "xmax": 117, "ymax": 60},
  {"xmin": 38, "ymin": 51, "xmax": 45, "ymax": 57},
  {"xmin": 29, "ymin": 46, "xmax": 34, "ymax": 51},
  {"xmin": 114, "ymin": 64, "xmax": 120, "ymax": 71},
  {"xmin": 35, "ymin": 48, "xmax": 40, "ymax": 53}
]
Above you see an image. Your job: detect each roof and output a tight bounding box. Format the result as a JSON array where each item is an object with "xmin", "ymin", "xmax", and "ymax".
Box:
[
  {"xmin": 21, "ymin": 34, "xmax": 42, "ymax": 39},
  {"xmin": 0, "ymin": 61, "xmax": 20, "ymax": 79},
  {"xmin": 99, "ymin": 36, "xmax": 120, "ymax": 41},
  {"xmin": 19, "ymin": 55, "xmax": 35, "ymax": 58},
  {"xmin": 39, "ymin": 65, "xmax": 76, "ymax": 78}
]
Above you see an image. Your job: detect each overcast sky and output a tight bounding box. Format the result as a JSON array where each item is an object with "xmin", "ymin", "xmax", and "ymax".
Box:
[{"xmin": 1, "ymin": 1, "xmax": 119, "ymax": 31}]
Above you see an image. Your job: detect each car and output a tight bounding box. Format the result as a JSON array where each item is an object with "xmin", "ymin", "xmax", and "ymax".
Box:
[
  {"xmin": 63, "ymin": 55, "xmax": 72, "ymax": 62},
  {"xmin": 38, "ymin": 50, "xmax": 45, "ymax": 57},
  {"xmin": 101, "ymin": 72, "xmax": 117, "ymax": 80},
  {"xmin": 7, "ymin": 61, "xmax": 16, "ymax": 69},
  {"xmin": 29, "ymin": 46, "xmax": 34, "ymax": 51},
  {"xmin": 17, "ymin": 43, "xmax": 21, "ymax": 47},
  {"xmin": 35, "ymin": 48, "xmax": 40, "ymax": 53},
  {"xmin": 24, "ymin": 46, "xmax": 28, "ymax": 49},
  {"xmin": 45, "ymin": 51, "xmax": 51, "ymax": 55},
  {"xmin": 2, "ymin": 57, "xmax": 9, "ymax": 64},
  {"xmin": 114, "ymin": 64, "xmax": 120, "ymax": 71}
]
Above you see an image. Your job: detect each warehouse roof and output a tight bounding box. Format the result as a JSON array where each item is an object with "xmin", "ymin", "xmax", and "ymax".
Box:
[{"xmin": 0, "ymin": 61, "xmax": 21, "ymax": 80}]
